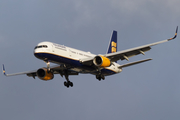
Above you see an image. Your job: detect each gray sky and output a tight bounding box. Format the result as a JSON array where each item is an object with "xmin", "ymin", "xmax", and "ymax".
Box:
[{"xmin": 0, "ymin": 0, "xmax": 180, "ymax": 120}]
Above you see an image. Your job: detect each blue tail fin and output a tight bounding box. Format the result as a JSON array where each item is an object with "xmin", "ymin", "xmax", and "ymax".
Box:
[{"xmin": 107, "ymin": 31, "xmax": 117, "ymax": 54}]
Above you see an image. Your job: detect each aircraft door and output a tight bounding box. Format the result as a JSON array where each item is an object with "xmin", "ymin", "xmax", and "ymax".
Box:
[
  {"xmin": 52, "ymin": 44, "xmax": 55, "ymax": 52},
  {"xmin": 68, "ymin": 48, "xmax": 72, "ymax": 57},
  {"xmin": 68, "ymin": 49, "xmax": 77, "ymax": 58}
]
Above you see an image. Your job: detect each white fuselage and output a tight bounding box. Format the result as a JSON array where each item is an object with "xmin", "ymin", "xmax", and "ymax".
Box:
[{"xmin": 34, "ymin": 42, "xmax": 122, "ymax": 76}]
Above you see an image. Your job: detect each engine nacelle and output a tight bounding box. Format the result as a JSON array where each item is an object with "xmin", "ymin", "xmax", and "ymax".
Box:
[
  {"xmin": 93, "ymin": 55, "xmax": 111, "ymax": 67},
  {"xmin": 37, "ymin": 68, "xmax": 54, "ymax": 81}
]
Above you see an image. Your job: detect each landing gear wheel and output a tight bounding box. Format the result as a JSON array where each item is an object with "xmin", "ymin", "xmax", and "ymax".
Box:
[
  {"xmin": 96, "ymin": 75, "xmax": 99, "ymax": 79},
  {"xmin": 64, "ymin": 81, "xmax": 67, "ymax": 86},
  {"xmin": 64, "ymin": 81, "xmax": 69, "ymax": 88},
  {"xmin": 69, "ymin": 82, "xmax": 73, "ymax": 87},
  {"xmin": 101, "ymin": 75, "xmax": 105, "ymax": 80},
  {"xmin": 64, "ymin": 81, "xmax": 73, "ymax": 88},
  {"xmin": 96, "ymin": 75, "xmax": 105, "ymax": 81},
  {"xmin": 96, "ymin": 75, "xmax": 101, "ymax": 81}
]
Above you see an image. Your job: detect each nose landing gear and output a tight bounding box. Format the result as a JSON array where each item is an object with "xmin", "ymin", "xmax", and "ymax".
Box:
[{"xmin": 44, "ymin": 59, "xmax": 51, "ymax": 72}]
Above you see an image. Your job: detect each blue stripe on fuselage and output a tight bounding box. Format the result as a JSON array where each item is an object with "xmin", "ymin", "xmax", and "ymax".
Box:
[
  {"xmin": 34, "ymin": 52, "xmax": 116, "ymax": 76},
  {"xmin": 35, "ymin": 52, "xmax": 83, "ymax": 66}
]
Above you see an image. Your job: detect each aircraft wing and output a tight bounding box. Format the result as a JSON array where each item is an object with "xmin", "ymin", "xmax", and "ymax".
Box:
[
  {"xmin": 3, "ymin": 64, "xmax": 78, "ymax": 78},
  {"xmin": 2, "ymin": 64, "xmax": 36, "ymax": 77},
  {"xmin": 104, "ymin": 26, "xmax": 178, "ymax": 62},
  {"xmin": 80, "ymin": 26, "xmax": 178, "ymax": 66}
]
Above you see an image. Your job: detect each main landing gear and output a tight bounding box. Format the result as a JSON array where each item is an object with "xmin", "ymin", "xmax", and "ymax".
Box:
[
  {"xmin": 61, "ymin": 69, "xmax": 74, "ymax": 88},
  {"xmin": 64, "ymin": 81, "xmax": 73, "ymax": 88},
  {"xmin": 63, "ymin": 74, "xmax": 73, "ymax": 88},
  {"xmin": 96, "ymin": 74, "xmax": 105, "ymax": 81},
  {"xmin": 96, "ymin": 69, "xmax": 105, "ymax": 81},
  {"xmin": 44, "ymin": 60, "xmax": 74, "ymax": 88}
]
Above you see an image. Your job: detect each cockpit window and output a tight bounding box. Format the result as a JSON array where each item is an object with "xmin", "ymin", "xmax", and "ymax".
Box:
[{"xmin": 34, "ymin": 45, "xmax": 48, "ymax": 49}]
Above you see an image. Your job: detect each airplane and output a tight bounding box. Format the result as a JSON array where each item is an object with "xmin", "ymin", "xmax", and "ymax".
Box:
[{"xmin": 2, "ymin": 26, "xmax": 178, "ymax": 88}]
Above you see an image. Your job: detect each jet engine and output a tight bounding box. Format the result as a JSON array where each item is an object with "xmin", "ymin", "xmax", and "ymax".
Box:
[
  {"xmin": 93, "ymin": 55, "xmax": 111, "ymax": 67},
  {"xmin": 37, "ymin": 68, "xmax": 54, "ymax": 81}
]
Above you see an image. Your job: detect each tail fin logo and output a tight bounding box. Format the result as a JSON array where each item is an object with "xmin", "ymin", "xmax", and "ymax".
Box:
[
  {"xmin": 111, "ymin": 41, "xmax": 117, "ymax": 53},
  {"xmin": 107, "ymin": 31, "xmax": 117, "ymax": 54}
]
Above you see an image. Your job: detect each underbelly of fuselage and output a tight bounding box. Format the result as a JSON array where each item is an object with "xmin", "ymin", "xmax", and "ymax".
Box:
[{"xmin": 34, "ymin": 52, "xmax": 117, "ymax": 76}]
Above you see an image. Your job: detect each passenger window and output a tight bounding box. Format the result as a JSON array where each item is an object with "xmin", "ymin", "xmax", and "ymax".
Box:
[
  {"xmin": 34, "ymin": 46, "xmax": 38, "ymax": 49},
  {"xmin": 43, "ymin": 45, "xmax": 48, "ymax": 48}
]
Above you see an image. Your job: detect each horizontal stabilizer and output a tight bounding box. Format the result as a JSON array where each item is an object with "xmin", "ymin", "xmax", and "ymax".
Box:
[{"xmin": 118, "ymin": 58, "xmax": 152, "ymax": 68}]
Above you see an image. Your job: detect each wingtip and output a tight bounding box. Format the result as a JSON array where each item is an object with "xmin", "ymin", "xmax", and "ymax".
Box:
[
  {"xmin": 175, "ymin": 26, "xmax": 178, "ymax": 36},
  {"xmin": 168, "ymin": 26, "xmax": 178, "ymax": 41},
  {"xmin": 2, "ymin": 64, "xmax": 6, "ymax": 76}
]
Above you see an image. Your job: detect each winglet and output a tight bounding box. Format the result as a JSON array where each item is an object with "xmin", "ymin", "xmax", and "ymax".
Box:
[
  {"xmin": 2, "ymin": 64, "xmax": 7, "ymax": 76},
  {"xmin": 168, "ymin": 26, "xmax": 178, "ymax": 41}
]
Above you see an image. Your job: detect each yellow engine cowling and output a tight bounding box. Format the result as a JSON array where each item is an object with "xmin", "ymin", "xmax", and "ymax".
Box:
[
  {"xmin": 93, "ymin": 55, "xmax": 111, "ymax": 67},
  {"xmin": 37, "ymin": 68, "xmax": 54, "ymax": 81}
]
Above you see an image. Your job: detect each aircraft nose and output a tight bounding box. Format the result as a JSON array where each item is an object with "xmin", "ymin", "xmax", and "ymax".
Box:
[
  {"xmin": 34, "ymin": 47, "xmax": 43, "ymax": 54},
  {"xmin": 34, "ymin": 49, "xmax": 38, "ymax": 55},
  {"xmin": 34, "ymin": 48, "xmax": 46, "ymax": 60},
  {"xmin": 34, "ymin": 51, "xmax": 44, "ymax": 60},
  {"xmin": 34, "ymin": 49, "xmax": 41, "ymax": 58},
  {"xmin": 34, "ymin": 52, "xmax": 38, "ymax": 57},
  {"xmin": 34, "ymin": 51, "xmax": 39, "ymax": 58}
]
